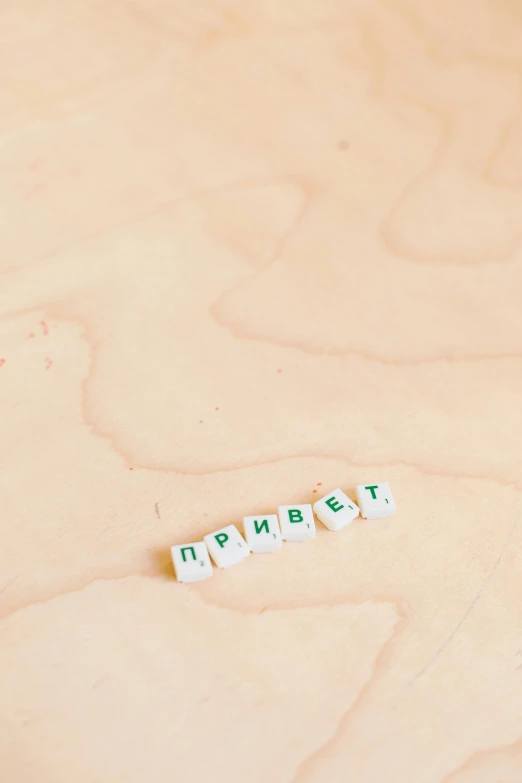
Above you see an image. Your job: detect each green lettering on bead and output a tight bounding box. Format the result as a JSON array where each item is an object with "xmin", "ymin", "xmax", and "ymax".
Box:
[
  {"xmin": 215, "ymin": 533, "xmax": 229, "ymax": 548},
  {"xmin": 288, "ymin": 509, "xmax": 303, "ymax": 523},
  {"xmin": 180, "ymin": 546, "xmax": 196, "ymax": 562},
  {"xmin": 254, "ymin": 519, "xmax": 269, "ymax": 534},
  {"xmin": 365, "ymin": 485, "xmax": 379, "ymax": 499},
  {"xmin": 325, "ymin": 496, "xmax": 344, "ymax": 513}
]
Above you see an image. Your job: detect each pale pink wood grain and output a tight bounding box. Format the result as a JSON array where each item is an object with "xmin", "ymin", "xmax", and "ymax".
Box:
[{"xmin": 1, "ymin": 1, "xmax": 522, "ymax": 781}]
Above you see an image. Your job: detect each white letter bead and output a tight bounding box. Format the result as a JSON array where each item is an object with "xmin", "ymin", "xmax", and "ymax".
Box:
[
  {"xmin": 355, "ymin": 482, "xmax": 396, "ymax": 519},
  {"xmin": 204, "ymin": 524, "xmax": 250, "ymax": 568},
  {"xmin": 171, "ymin": 541, "xmax": 213, "ymax": 583},
  {"xmin": 243, "ymin": 514, "xmax": 282, "ymax": 553},
  {"xmin": 278, "ymin": 504, "xmax": 316, "ymax": 542},
  {"xmin": 313, "ymin": 488, "xmax": 359, "ymax": 531}
]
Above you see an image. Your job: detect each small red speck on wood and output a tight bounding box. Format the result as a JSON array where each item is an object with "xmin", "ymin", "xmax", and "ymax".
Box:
[
  {"xmin": 44, "ymin": 358, "xmax": 53, "ymax": 370},
  {"xmin": 313, "ymin": 489, "xmax": 317, "ymax": 493},
  {"xmin": 317, "ymin": 482, "xmax": 322, "ymax": 486},
  {"xmin": 40, "ymin": 320, "xmax": 49, "ymax": 336},
  {"xmin": 215, "ymin": 407, "xmax": 219, "ymax": 411},
  {"xmin": 0, "ymin": 358, "xmax": 5, "ymax": 368}
]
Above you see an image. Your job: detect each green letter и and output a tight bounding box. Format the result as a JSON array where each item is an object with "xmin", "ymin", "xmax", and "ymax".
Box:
[{"xmin": 254, "ymin": 519, "xmax": 269, "ymax": 534}]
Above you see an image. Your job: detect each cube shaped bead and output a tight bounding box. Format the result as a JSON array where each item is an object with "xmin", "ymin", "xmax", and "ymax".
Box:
[
  {"xmin": 204, "ymin": 524, "xmax": 250, "ymax": 568},
  {"xmin": 355, "ymin": 482, "xmax": 396, "ymax": 520},
  {"xmin": 277, "ymin": 504, "xmax": 316, "ymax": 542},
  {"xmin": 243, "ymin": 514, "xmax": 282, "ymax": 553},
  {"xmin": 171, "ymin": 541, "xmax": 213, "ymax": 583},
  {"xmin": 313, "ymin": 488, "xmax": 359, "ymax": 531}
]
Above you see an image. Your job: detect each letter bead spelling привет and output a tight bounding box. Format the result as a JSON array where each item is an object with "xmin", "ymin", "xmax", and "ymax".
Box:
[{"xmin": 171, "ymin": 483, "xmax": 396, "ymax": 582}]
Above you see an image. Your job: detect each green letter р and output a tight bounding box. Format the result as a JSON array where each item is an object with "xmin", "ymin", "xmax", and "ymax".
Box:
[{"xmin": 215, "ymin": 533, "xmax": 229, "ymax": 548}]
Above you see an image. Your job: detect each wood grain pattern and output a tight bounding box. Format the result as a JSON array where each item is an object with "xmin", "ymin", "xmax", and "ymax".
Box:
[{"xmin": 1, "ymin": 1, "xmax": 522, "ymax": 781}]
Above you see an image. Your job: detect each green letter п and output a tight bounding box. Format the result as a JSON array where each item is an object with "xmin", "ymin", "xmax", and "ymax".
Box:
[
  {"xmin": 365, "ymin": 485, "xmax": 379, "ymax": 499},
  {"xmin": 254, "ymin": 519, "xmax": 269, "ymax": 534},
  {"xmin": 288, "ymin": 509, "xmax": 303, "ymax": 524},
  {"xmin": 181, "ymin": 546, "xmax": 197, "ymax": 562},
  {"xmin": 325, "ymin": 496, "xmax": 344, "ymax": 513},
  {"xmin": 215, "ymin": 533, "xmax": 229, "ymax": 548}
]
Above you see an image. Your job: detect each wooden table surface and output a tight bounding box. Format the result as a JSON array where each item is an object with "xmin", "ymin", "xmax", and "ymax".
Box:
[{"xmin": 1, "ymin": 1, "xmax": 522, "ymax": 781}]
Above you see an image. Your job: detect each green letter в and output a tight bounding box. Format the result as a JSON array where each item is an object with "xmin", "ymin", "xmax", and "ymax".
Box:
[{"xmin": 288, "ymin": 509, "xmax": 303, "ymax": 524}]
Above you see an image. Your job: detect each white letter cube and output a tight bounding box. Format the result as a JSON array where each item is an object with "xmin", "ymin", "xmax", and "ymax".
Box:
[
  {"xmin": 278, "ymin": 504, "xmax": 316, "ymax": 542},
  {"xmin": 313, "ymin": 488, "xmax": 359, "ymax": 531},
  {"xmin": 171, "ymin": 541, "xmax": 213, "ymax": 583},
  {"xmin": 204, "ymin": 524, "xmax": 250, "ymax": 568},
  {"xmin": 355, "ymin": 482, "xmax": 396, "ymax": 519},
  {"xmin": 243, "ymin": 514, "xmax": 282, "ymax": 553}
]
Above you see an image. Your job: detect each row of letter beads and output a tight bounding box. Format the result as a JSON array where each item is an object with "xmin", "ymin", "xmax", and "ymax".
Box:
[{"xmin": 171, "ymin": 482, "xmax": 396, "ymax": 583}]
